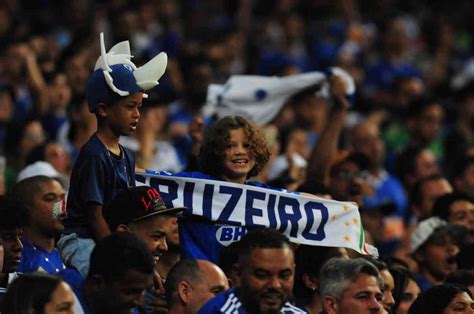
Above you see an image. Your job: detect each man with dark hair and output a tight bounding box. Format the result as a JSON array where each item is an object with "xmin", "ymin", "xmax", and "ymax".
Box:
[
  {"xmin": 410, "ymin": 174, "xmax": 452, "ymax": 221},
  {"xmin": 0, "ymin": 196, "xmax": 24, "ymax": 289},
  {"xmin": 432, "ymin": 192, "xmax": 474, "ymax": 243},
  {"xmin": 411, "ymin": 217, "xmax": 460, "ymax": 291},
  {"xmin": 103, "ymin": 185, "xmax": 185, "ymax": 313},
  {"xmin": 83, "ymin": 232, "xmax": 155, "ymax": 314},
  {"xmin": 11, "ymin": 175, "xmax": 67, "ymax": 274},
  {"xmin": 320, "ymin": 257, "xmax": 384, "ymax": 314},
  {"xmin": 199, "ymin": 228, "xmax": 306, "ymax": 313},
  {"xmin": 453, "ymin": 156, "xmax": 474, "ymax": 199},
  {"xmin": 165, "ymin": 259, "xmax": 229, "ymax": 313}
]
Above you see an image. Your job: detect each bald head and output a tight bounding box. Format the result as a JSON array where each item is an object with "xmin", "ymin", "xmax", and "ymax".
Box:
[
  {"xmin": 350, "ymin": 121, "xmax": 384, "ymax": 169},
  {"xmin": 165, "ymin": 259, "xmax": 229, "ymax": 313}
]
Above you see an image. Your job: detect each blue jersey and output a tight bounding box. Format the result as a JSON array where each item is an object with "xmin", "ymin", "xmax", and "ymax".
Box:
[
  {"xmin": 18, "ymin": 240, "xmax": 67, "ymax": 274},
  {"xmin": 145, "ymin": 170, "xmax": 288, "ymax": 264},
  {"xmin": 198, "ymin": 289, "xmax": 307, "ymax": 314},
  {"xmin": 64, "ymin": 133, "xmax": 135, "ymax": 237}
]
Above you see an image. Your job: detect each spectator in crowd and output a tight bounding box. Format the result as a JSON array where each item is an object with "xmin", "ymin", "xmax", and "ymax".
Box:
[
  {"xmin": 58, "ymin": 33, "xmax": 167, "ymax": 277},
  {"xmin": 0, "ymin": 197, "xmax": 23, "ymax": 289},
  {"xmin": 198, "ymin": 228, "xmax": 306, "ymax": 313},
  {"xmin": 445, "ymin": 270, "xmax": 474, "ymax": 296},
  {"xmin": 293, "ymin": 245, "xmax": 348, "ymax": 314},
  {"xmin": 2, "ymin": 272, "xmax": 75, "ymax": 314},
  {"xmin": 165, "ymin": 259, "xmax": 229, "ymax": 313},
  {"xmin": 11, "ymin": 176, "xmax": 67, "ymax": 274},
  {"xmin": 388, "ymin": 267, "xmax": 421, "ymax": 314},
  {"xmin": 411, "ymin": 217, "xmax": 460, "ymax": 291},
  {"xmin": 453, "ymin": 156, "xmax": 474, "ymax": 200},
  {"xmin": 364, "ymin": 258, "xmax": 396, "ymax": 313},
  {"xmin": 408, "ymin": 283, "xmax": 474, "ymax": 314},
  {"xmin": 103, "ymin": 185, "xmax": 185, "ymax": 313},
  {"xmin": 81, "ymin": 232, "xmax": 155, "ymax": 314},
  {"xmin": 394, "ymin": 145, "xmax": 439, "ymax": 190},
  {"xmin": 319, "ymin": 257, "xmax": 384, "ymax": 314},
  {"xmin": 409, "ymin": 174, "xmax": 453, "ymax": 222},
  {"xmin": 432, "ymin": 192, "xmax": 474, "ymax": 244}
]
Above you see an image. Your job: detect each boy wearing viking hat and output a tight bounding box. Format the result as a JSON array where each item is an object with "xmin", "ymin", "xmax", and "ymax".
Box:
[{"xmin": 58, "ymin": 33, "xmax": 167, "ymax": 277}]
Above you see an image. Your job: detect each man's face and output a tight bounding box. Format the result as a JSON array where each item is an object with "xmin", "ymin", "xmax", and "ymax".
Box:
[
  {"xmin": 29, "ymin": 179, "xmax": 66, "ymax": 238},
  {"xmin": 329, "ymin": 161, "xmax": 366, "ymax": 205},
  {"xmin": 417, "ymin": 236, "xmax": 459, "ymax": 281},
  {"xmin": 97, "ymin": 269, "xmax": 154, "ymax": 314},
  {"xmin": 327, "ymin": 273, "xmax": 383, "ymax": 314},
  {"xmin": 2, "ymin": 228, "xmax": 23, "ymax": 273},
  {"xmin": 449, "ymin": 200, "xmax": 474, "ymax": 231},
  {"xmin": 188, "ymin": 261, "xmax": 229, "ymax": 312},
  {"xmin": 419, "ymin": 178, "xmax": 453, "ymax": 219},
  {"xmin": 379, "ymin": 270, "xmax": 395, "ymax": 313},
  {"xmin": 128, "ymin": 215, "xmax": 175, "ymax": 262},
  {"xmin": 239, "ymin": 247, "xmax": 295, "ymax": 314}
]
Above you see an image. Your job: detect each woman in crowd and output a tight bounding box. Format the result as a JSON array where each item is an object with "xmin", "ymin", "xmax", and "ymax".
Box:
[{"xmin": 408, "ymin": 283, "xmax": 473, "ymax": 314}]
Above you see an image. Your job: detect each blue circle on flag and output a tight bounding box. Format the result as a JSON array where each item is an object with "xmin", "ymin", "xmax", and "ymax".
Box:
[{"xmin": 255, "ymin": 89, "xmax": 267, "ymax": 101}]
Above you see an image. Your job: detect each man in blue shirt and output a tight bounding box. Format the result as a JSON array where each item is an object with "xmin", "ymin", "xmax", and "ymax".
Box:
[
  {"xmin": 12, "ymin": 176, "xmax": 68, "ymax": 274},
  {"xmin": 198, "ymin": 228, "xmax": 307, "ymax": 314},
  {"xmin": 81, "ymin": 232, "xmax": 155, "ymax": 314}
]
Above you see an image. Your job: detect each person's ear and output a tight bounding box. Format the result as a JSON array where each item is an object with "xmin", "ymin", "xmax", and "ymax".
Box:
[
  {"xmin": 96, "ymin": 103, "xmax": 108, "ymax": 119},
  {"xmin": 323, "ymin": 296, "xmax": 338, "ymax": 314},
  {"xmin": 302, "ymin": 273, "xmax": 318, "ymax": 291},
  {"xmin": 116, "ymin": 224, "xmax": 131, "ymax": 233},
  {"xmin": 178, "ymin": 281, "xmax": 193, "ymax": 304}
]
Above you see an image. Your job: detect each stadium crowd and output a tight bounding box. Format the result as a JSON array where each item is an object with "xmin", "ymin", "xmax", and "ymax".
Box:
[{"xmin": 1, "ymin": 0, "xmax": 474, "ymax": 313}]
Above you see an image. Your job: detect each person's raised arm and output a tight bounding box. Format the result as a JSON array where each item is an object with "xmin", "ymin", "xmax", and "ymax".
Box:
[{"xmin": 306, "ymin": 75, "xmax": 350, "ymax": 185}]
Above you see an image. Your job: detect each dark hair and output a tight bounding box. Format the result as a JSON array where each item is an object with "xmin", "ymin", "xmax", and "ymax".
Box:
[
  {"xmin": 432, "ymin": 192, "xmax": 473, "ymax": 221},
  {"xmin": 394, "ymin": 145, "xmax": 426, "ymax": 184},
  {"xmin": 453, "ymin": 156, "xmax": 474, "ymax": 179},
  {"xmin": 198, "ymin": 116, "xmax": 270, "ymax": 179},
  {"xmin": 409, "ymin": 174, "xmax": 446, "ymax": 207},
  {"xmin": 88, "ymin": 232, "xmax": 155, "ymax": 281},
  {"xmin": 11, "ymin": 175, "xmax": 57, "ymax": 224},
  {"xmin": 2, "ymin": 272, "xmax": 63, "ymax": 314},
  {"xmin": 238, "ymin": 228, "xmax": 292, "ymax": 259},
  {"xmin": 446, "ymin": 270, "xmax": 474, "ymax": 287},
  {"xmin": 165, "ymin": 259, "xmax": 201, "ymax": 307},
  {"xmin": 389, "ymin": 267, "xmax": 420, "ymax": 313},
  {"xmin": 457, "ymin": 244, "xmax": 474, "ymax": 270},
  {"xmin": 0, "ymin": 196, "xmax": 24, "ymax": 231},
  {"xmin": 293, "ymin": 246, "xmax": 346, "ymax": 305},
  {"xmin": 408, "ymin": 284, "xmax": 472, "ymax": 314}
]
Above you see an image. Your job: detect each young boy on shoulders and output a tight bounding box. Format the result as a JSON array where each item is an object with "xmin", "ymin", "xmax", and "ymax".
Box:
[{"xmin": 58, "ymin": 33, "xmax": 167, "ymax": 277}]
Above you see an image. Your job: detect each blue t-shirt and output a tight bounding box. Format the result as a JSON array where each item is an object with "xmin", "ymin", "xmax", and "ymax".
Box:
[
  {"xmin": 18, "ymin": 240, "xmax": 67, "ymax": 274},
  {"xmin": 144, "ymin": 170, "xmax": 286, "ymax": 264},
  {"xmin": 198, "ymin": 289, "xmax": 307, "ymax": 314},
  {"xmin": 64, "ymin": 133, "xmax": 135, "ymax": 237}
]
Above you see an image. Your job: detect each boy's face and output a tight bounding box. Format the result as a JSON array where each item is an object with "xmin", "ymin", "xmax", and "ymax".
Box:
[
  {"xmin": 105, "ymin": 92, "xmax": 143, "ymax": 136},
  {"xmin": 2, "ymin": 228, "xmax": 23, "ymax": 273}
]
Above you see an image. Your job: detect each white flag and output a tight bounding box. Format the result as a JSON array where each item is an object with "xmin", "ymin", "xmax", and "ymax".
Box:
[{"xmin": 203, "ymin": 68, "xmax": 355, "ymax": 125}]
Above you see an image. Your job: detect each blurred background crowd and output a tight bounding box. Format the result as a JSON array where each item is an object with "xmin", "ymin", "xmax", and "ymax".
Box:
[{"xmin": 1, "ymin": 0, "xmax": 474, "ymax": 309}]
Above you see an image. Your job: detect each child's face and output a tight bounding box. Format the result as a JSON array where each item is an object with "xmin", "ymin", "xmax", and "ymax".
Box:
[
  {"xmin": 221, "ymin": 128, "xmax": 256, "ymax": 184},
  {"xmin": 107, "ymin": 92, "xmax": 143, "ymax": 136}
]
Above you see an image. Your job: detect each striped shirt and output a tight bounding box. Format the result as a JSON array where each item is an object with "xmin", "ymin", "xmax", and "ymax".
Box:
[{"xmin": 198, "ymin": 289, "xmax": 307, "ymax": 314}]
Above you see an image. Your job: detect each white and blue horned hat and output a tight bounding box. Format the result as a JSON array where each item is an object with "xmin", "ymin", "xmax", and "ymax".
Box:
[{"xmin": 87, "ymin": 32, "xmax": 168, "ymax": 113}]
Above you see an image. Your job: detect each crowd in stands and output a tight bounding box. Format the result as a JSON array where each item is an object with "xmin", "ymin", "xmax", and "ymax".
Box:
[{"xmin": 1, "ymin": 0, "xmax": 474, "ymax": 313}]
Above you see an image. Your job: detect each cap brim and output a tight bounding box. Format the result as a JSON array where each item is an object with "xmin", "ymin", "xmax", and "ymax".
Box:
[{"xmin": 132, "ymin": 207, "xmax": 186, "ymax": 223}]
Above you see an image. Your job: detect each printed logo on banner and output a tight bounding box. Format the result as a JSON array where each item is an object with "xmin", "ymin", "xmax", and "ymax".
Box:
[{"xmin": 216, "ymin": 225, "xmax": 247, "ymax": 246}]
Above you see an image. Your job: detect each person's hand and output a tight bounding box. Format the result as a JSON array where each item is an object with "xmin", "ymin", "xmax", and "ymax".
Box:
[
  {"xmin": 147, "ymin": 270, "xmax": 168, "ymax": 313},
  {"xmin": 330, "ymin": 75, "xmax": 350, "ymax": 111}
]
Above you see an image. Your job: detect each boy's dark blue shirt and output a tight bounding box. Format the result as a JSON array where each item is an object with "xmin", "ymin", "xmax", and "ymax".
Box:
[{"xmin": 63, "ymin": 133, "xmax": 135, "ymax": 237}]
